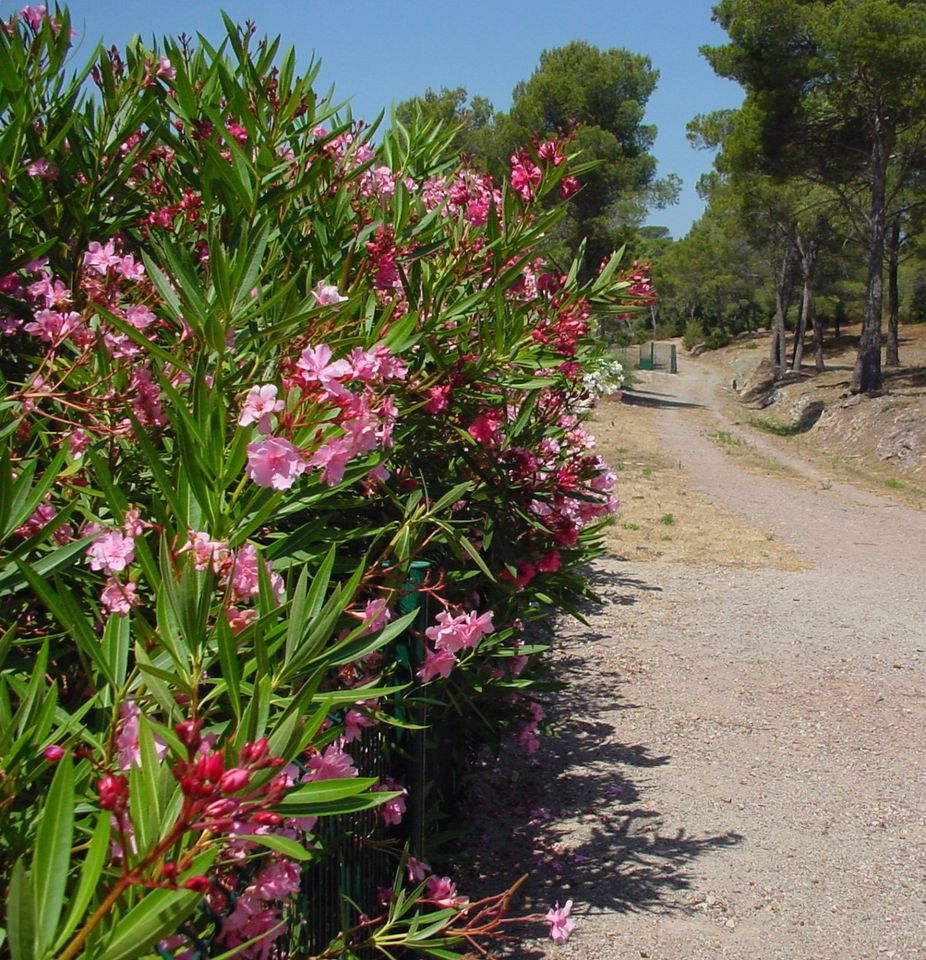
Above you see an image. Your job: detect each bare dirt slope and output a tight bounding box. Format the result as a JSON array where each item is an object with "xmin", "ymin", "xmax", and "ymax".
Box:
[{"xmin": 463, "ymin": 360, "xmax": 926, "ymax": 960}]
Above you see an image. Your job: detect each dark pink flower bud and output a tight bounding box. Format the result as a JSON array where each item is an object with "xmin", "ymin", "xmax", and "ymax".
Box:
[
  {"xmin": 43, "ymin": 745, "xmax": 66, "ymax": 762},
  {"xmin": 183, "ymin": 875, "xmax": 210, "ymax": 892},
  {"xmin": 218, "ymin": 768, "xmax": 250, "ymax": 793},
  {"xmin": 240, "ymin": 738, "xmax": 268, "ymax": 765},
  {"xmin": 194, "ymin": 751, "xmax": 225, "ymax": 784},
  {"xmin": 174, "ymin": 718, "xmax": 204, "ymax": 753},
  {"xmin": 250, "ymin": 811, "xmax": 282, "ymax": 826},
  {"xmin": 204, "ymin": 797, "xmax": 239, "ymax": 818},
  {"xmin": 97, "ymin": 773, "xmax": 128, "ymax": 812}
]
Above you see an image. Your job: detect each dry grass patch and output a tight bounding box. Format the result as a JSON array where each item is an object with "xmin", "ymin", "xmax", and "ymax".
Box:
[{"xmin": 591, "ymin": 399, "xmax": 807, "ymax": 570}]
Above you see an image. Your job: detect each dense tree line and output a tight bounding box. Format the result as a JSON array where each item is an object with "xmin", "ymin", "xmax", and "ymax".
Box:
[{"xmin": 396, "ymin": 6, "xmax": 926, "ymax": 386}]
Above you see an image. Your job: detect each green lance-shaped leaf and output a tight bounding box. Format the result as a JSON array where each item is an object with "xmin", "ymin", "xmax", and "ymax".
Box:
[
  {"xmin": 96, "ymin": 848, "xmax": 219, "ymax": 960},
  {"xmin": 32, "ymin": 752, "xmax": 75, "ymax": 956},
  {"xmin": 7, "ymin": 859, "xmax": 34, "ymax": 960},
  {"xmin": 53, "ymin": 813, "xmax": 112, "ymax": 952}
]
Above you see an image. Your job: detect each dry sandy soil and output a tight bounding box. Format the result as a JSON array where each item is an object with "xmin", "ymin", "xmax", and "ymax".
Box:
[{"xmin": 460, "ymin": 339, "xmax": 926, "ymax": 960}]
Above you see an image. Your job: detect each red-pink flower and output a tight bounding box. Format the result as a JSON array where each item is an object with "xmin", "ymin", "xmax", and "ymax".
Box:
[
  {"xmin": 43, "ymin": 745, "xmax": 66, "ymax": 762},
  {"xmin": 246, "ymin": 437, "xmax": 306, "ymax": 490},
  {"xmin": 559, "ymin": 176, "xmax": 580, "ymax": 199},
  {"xmin": 375, "ymin": 777, "xmax": 407, "ymax": 826},
  {"xmin": 468, "ymin": 411, "xmax": 502, "ymax": 447}
]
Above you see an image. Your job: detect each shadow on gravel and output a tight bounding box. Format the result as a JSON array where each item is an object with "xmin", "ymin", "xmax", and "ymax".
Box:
[
  {"xmin": 457, "ymin": 570, "xmax": 742, "ymax": 957},
  {"xmin": 620, "ymin": 389, "xmax": 702, "ymax": 410},
  {"xmin": 586, "ymin": 568, "xmax": 663, "ymax": 608}
]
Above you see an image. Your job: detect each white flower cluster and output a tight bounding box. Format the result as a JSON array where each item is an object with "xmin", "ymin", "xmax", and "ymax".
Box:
[{"xmin": 582, "ymin": 358, "xmax": 625, "ymax": 398}]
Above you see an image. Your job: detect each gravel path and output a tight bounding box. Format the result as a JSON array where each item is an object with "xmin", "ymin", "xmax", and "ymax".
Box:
[{"xmin": 465, "ymin": 363, "xmax": 926, "ymax": 960}]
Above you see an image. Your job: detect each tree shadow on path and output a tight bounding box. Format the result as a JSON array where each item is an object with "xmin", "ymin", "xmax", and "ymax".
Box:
[
  {"xmin": 458, "ymin": 568, "xmax": 742, "ymax": 957},
  {"xmin": 619, "ymin": 389, "xmax": 702, "ymax": 410}
]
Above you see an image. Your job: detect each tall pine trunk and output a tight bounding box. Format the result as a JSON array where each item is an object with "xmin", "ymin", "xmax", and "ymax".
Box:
[
  {"xmin": 772, "ymin": 246, "xmax": 794, "ymax": 374},
  {"xmin": 792, "ymin": 236, "xmax": 822, "ymax": 373},
  {"xmin": 852, "ymin": 118, "xmax": 887, "ymax": 393},
  {"xmin": 886, "ymin": 217, "xmax": 901, "ymax": 367}
]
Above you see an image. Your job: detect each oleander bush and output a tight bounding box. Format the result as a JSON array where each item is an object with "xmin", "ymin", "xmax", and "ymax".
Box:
[{"xmin": 0, "ymin": 8, "xmax": 648, "ymax": 959}]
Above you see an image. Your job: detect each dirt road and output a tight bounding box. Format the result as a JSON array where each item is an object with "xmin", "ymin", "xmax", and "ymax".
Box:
[{"xmin": 465, "ymin": 362, "xmax": 926, "ymax": 959}]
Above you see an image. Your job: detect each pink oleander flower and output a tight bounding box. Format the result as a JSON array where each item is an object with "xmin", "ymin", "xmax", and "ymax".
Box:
[
  {"xmin": 156, "ymin": 56, "xmax": 175, "ymax": 80},
  {"xmin": 295, "ymin": 343, "xmax": 352, "ymax": 392},
  {"xmin": 124, "ymin": 305, "xmax": 157, "ymax": 329},
  {"xmin": 468, "ymin": 411, "xmax": 502, "ymax": 447},
  {"xmin": 425, "ymin": 875, "xmax": 468, "ymax": 909},
  {"xmin": 238, "ymin": 385, "xmax": 284, "ymax": 435},
  {"xmin": 343, "ymin": 707, "xmax": 376, "ymax": 743},
  {"xmin": 226, "ymin": 606, "xmax": 258, "ymax": 634},
  {"xmin": 309, "ymin": 436, "xmax": 355, "ymax": 486},
  {"xmin": 228, "ymin": 544, "xmax": 284, "ymax": 604},
  {"xmin": 24, "ymin": 308, "xmax": 83, "ymax": 342},
  {"xmin": 251, "ymin": 858, "xmax": 301, "ymax": 900},
  {"xmin": 406, "ymin": 855, "xmax": 431, "ymax": 882},
  {"xmin": 16, "ymin": 502, "xmax": 56, "ymax": 538},
  {"xmin": 545, "ymin": 900, "xmax": 575, "ymax": 944},
  {"xmin": 246, "ymin": 437, "xmax": 306, "ymax": 490},
  {"xmin": 312, "ymin": 280, "xmax": 347, "ymax": 305},
  {"xmin": 425, "ymin": 609, "xmax": 494, "ymax": 654},
  {"xmin": 510, "ymin": 150, "xmax": 542, "ymax": 202},
  {"xmin": 180, "ymin": 531, "xmax": 230, "ymax": 572},
  {"xmin": 82, "ymin": 240, "xmax": 121, "ymax": 275},
  {"xmin": 375, "ymin": 777, "xmax": 407, "ymax": 826},
  {"xmin": 25, "ymin": 157, "xmax": 57, "ymax": 180},
  {"xmin": 416, "ymin": 646, "xmax": 458, "ymax": 683},
  {"xmin": 348, "ymin": 598, "xmax": 391, "ymax": 636},
  {"xmin": 87, "ymin": 530, "xmax": 135, "ymax": 575},
  {"xmin": 43, "ymin": 744, "xmax": 66, "ymax": 762},
  {"xmin": 423, "ymin": 383, "xmax": 451, "ymax": 414},
  {"xmin": 559, "ymin": 175, "xmax": 580, "ymax": 199},
  {"xmin": 307, "ymin": 741, "xmax": 358, "ymax": 781},
  {"xmin": 100, "ymin": 577, "xmax": 139, "ymax": 616}
]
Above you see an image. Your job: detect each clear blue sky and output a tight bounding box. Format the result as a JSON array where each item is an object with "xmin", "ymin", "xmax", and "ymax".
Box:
[{"xmin": 5, "ymin": 1, "xmax": 744, "ymax": 238}]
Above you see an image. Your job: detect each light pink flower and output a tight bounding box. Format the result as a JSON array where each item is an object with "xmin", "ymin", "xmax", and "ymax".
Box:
[
  {"xmin": 87, "ymin": 530, "xmax": 135, "ymax": 575},
  {"xmin": 307, "ymin": 741, "xmax": 358, "ymax": 781},
  {"xmin": 238, "ymin": 385, "xmax": 284, "ymax": 435},
  {"xmin": 425, "ymin": 609, "xmax": 494, "ymax": 654},
  {"xmin": 545, "ymin": 900, "xmax": 575, "ymax": 944},
  {"xmin": 246, "ymin": 437, "xmax": 306, "ymax": 490},
  {"xmin": 312, "ymin": 281, "xmax": 347, "ymax": 306},
  {"xmin": 156, "ymin": 56, "xmax": 175, "ymax": 80},
  {"xmin": 82, "ymin": 240, "xmax": 121, "ymax": 275},
  {"xmin": 101, "ymin": 577, "xmax": 139, "ymax": 616},
  {"xmin": 343, "ymin": 708, "xmax": 376, "ymax": 743},
  {"xmin": 295, "ymin": 344, "xmax": 351, "ymax": 391},
  {"xmin": 125, "ymin": 305, "xmax": 156, "ymax": 329},
  {"xmin": 252, "ymin": 859, "xmax": 301, "ymax": 900},
  {"xmin": 309, "ymin": 436, "xmax": 354, "ymax": 486},
  {"xmin": 180, "ymin": 531, "xmax": 230, "ymax": 572},
  {"xmin": 416, "ymin": 646, "xmax": 458, "ymax": 682}
]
